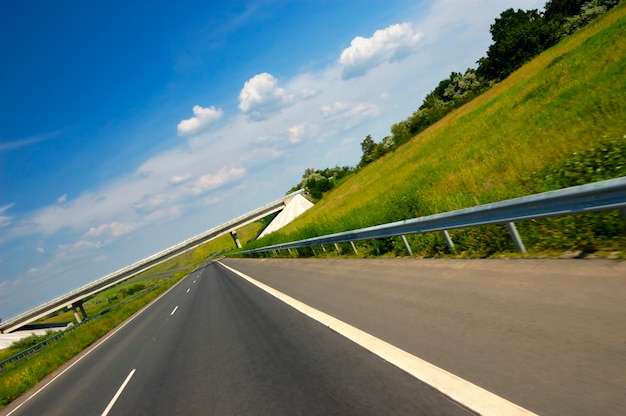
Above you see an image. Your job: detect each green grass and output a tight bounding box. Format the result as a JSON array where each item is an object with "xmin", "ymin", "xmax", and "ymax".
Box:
[
  {"xmin": 0, "ymin": 277, "xmax": 177, "ymax": 407},
  {"xmin": 247, "ymin": 3, "xmax": 626, "ymax": 258}
]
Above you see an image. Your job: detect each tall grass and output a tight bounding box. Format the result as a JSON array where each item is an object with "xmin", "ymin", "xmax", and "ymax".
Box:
[{"xmin": 249, "ymin": 4, "xmax": 626, "ymax": 257}]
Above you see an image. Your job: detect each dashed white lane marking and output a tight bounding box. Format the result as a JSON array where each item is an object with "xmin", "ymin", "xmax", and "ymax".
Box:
[
  {"xmin": 218, "ymin": 261, "xmax": 538, "ymax": 416},
  {"xmin": 186, "ymin": 288, "xmax": 190, "ymax": 293},
  {"xmin": 170, "ymin": 306, "xmax": 179, "ymax": 316},
  {"xmin": 3, "ymin": 275, "xmax": 187, "ymax": 416},
  {"xmin": 101, "ymin": 369, "xmax": 136, "ymax": 416}
]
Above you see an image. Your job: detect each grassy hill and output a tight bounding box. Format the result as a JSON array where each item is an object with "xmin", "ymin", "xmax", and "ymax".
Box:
[{"xmin": 249, "ymin": 3, "xmax": 626, "ymax": 258}]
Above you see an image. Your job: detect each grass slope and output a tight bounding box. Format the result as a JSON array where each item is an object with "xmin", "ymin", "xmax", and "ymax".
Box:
[{"xmin": 251, "ymin": 3, "xmax": 626, "ymax": 257}]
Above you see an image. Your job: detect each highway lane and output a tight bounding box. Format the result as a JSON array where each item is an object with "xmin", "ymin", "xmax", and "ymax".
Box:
[
  {"xmin": 3, "ymin": 263, "xmax": 474, "ymax": 416},
  {"xmin": 222, "ymin": 257, "xmax": 626, "ymax": 416}
]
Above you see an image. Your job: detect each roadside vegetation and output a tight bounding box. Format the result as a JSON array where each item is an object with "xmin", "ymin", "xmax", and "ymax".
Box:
[{"xmin": 248, "ymin": 1, "xmax": 626, "ymax": 258}]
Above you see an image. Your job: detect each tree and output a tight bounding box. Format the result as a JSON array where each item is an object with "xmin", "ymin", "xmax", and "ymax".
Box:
[
  {"xmin": 478, "ymin": 8, "xmax": 553, "ymax": 81},
  {"xmin": 544, "ymin": 0, "xmax": 586, "ymax": 22},
  {"xmin": 358, "ymin": 135, "xmax": 378, "ymax": 167}
]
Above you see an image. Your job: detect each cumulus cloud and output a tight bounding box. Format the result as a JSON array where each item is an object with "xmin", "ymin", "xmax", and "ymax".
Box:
[
  {"xmin": 177, "ymin": 105, "xmax": 224, "ymax": 136},
  {"xmin": 57, "ymin": 194, "xmax": 67, "ymax": 204},
  {"xmin": 339, "ymin": 22, "xmax": 424, "ymax": 80},
  {"xmin": 239, "ymin": 73, "xmax": 293, "ymax": 121}
]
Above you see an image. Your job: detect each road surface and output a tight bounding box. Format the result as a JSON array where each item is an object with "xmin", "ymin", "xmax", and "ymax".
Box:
[{"xmin": 3, "ymin": 257, "xmax": 624, "ymax": 415}]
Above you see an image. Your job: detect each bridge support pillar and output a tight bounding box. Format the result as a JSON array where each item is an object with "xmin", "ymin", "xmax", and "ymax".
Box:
[
  {"xmin": 71, "ymin": 300, "xmax": 88, "ymax": 323},
  {"xmin": 230, "ymin": 231, "xmax": 242, "ymax": 249}
]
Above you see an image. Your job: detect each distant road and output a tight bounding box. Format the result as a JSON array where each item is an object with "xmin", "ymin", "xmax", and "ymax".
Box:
[{"xmin": 222, "ymin": 257, "xmax": 626, "ymax": 416}]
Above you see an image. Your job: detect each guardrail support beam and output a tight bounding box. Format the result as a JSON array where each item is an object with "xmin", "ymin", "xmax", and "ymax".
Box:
[
  {"xmin": 334, "ymin": 243, "xmax": 341, "ymax": 254},
  {"xmin": 506, "ymin": 222, "xmax": 527, "ymax": 253},
  {"xmin": 401, "ymin": 235, "xmax": 413, "ymax": 256},
  {"xmin": 350, "ymin": 241, "xmax": 358, "ymax": 255},
  {"xmin": 442, "ymin": 230, "xmax": 456, "ymax": 253}
]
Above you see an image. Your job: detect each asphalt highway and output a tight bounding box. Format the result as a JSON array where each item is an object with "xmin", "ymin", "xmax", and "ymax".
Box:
[
  {"xmin": 4, "ymin": 261, "xmax": 483, "ymax": 416},
  {"xmin": 221, "ymin": 257, "xmax": 626, "ymax": 416}
]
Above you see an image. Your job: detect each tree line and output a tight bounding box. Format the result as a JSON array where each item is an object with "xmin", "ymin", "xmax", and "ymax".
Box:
[{"xmin": 289, "ymin": 0, "xmax": 621, "ymax": 201}]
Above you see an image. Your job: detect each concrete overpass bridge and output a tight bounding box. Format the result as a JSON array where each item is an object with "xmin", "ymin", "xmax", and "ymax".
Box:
[{"xmin": 0, "ymin": 190, "xmax": 304, "ymax": 333}]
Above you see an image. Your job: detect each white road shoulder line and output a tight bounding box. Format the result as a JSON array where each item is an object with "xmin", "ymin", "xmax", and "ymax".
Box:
[
  {"xmin": 101, "ymin": 369, "xmax": 136, "ymax": 416},
  {"xmin": 218, "ymin": 261, "xmax": 538, "ymax": 416}
]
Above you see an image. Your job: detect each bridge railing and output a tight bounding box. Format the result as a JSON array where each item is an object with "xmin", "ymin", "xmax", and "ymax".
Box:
[
  {"xmin": 238, "ymin": 177, "xmax": 626, "ymax": 256},
  {"xmin": 1, "ymin": 190, "xmax": 304, "ymax": 331}
]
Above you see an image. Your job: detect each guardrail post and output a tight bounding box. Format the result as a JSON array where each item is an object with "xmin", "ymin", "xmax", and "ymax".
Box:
[
  {"xmin": 506, "ymin": 222, "xmax": 527, "ymax": 253},
  {"xmin": 442, "ymin": 230, "xmax": 456, "ymax": 253},
  {"xmin": 287, "ymin": 248, "xmax": 292, "ymax": 255},
  {"xmin": 350, "ymin": 241, "xmax": 358, "ymax": 255},
  {"xmin": 334, "ymin": 243, "xmax": 341, "ymax": 254},
  {"xmin": 312, "ymin": 247, "xmax": 317, "ymax": 256},
  {"xmin": 401, "ymin": 235, "xmax": 413, "ymax": 256},
  {"xmin": 321, "ymin": 245, "xmax": 327, "ymax": 253}
]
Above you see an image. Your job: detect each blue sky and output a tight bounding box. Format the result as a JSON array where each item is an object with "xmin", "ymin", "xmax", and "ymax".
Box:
[{"xmin": 0, "ymin": 0, "xmax": 542, "ymax": 319}]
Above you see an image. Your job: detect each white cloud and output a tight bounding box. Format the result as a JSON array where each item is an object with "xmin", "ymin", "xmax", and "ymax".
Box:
[
  {"xmin": 339, "ymin": 22, "xmax": 424, "ymax": 80},
  {"xmin": 57, "ymin": 194, "xmax": 67, "ymax": 204},
  {"xmin": 36, "ymin": 246, "xmax": 45, "ymax": 254},
  {"xmin": 87, "ymin": 222, "xmax": 138, "ymax": 238},
  {"xmin": 185, "ymin": 167, "xmax": 246, "ymax": 195},
  {"xmin": 169, "ymin": 174, "xmax": 191, "ymax": 185},
  {"xmin": 320, "ymin": 102, "xmax": 348, "ymax": 118},
  {"xmin": 0, "ymin": 204, "xmax": 14, "ymax": 228},
  {"xmin": 177, "ymin": 105, "xmax": 224, "ymax": 136},
  {"xmin": 56, "ymin": 239, "xmax": 103, "ymax": 260},
  {"xmin": 238, "ymin": 73, "xmax": 293, "ymax": 121}
]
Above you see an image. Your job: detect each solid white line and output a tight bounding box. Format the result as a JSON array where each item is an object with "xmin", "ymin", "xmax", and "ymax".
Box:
[
  {"xmin": 4, "ymin": 274, "xmax": 189, "ymax": 416},
  {"xmin": 218, "ymin": 261, "xmax": 538, "ymax": 416},
  {"xmin": 170, "ymin": 306, "xmax": 179, "ymax": 316},
  {"xmin": 101, "ymin": 369, "xmax": 136, "ymax": 416}
]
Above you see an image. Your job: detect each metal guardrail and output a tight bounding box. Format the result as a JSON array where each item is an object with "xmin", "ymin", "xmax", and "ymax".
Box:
[
  {"xmin": 0, "ymin": 284, "xmax": 160, "ymax": 370},
  {"xmin": 240, "ymin": 177, "xmax": 626, "ymax": 256}
]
